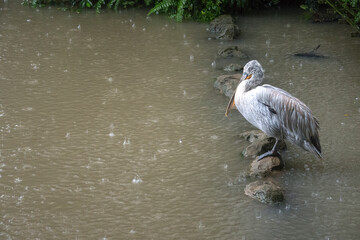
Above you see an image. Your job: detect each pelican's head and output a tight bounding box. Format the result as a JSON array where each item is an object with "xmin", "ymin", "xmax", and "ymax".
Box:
[{"xmin": 240, "ymin": 60, "xmax": 264, "ymax": 87}]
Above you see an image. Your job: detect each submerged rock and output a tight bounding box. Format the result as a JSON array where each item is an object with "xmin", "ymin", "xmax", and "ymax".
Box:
[
  {"xmin": 239, "ymin": 130, "xmax": 287, "ymax": 158},
  {"xmin": 213, "ymin": 45, "xmax": 249, "ymax": 71},
  {"xmin": 224, "ymin": 63, "xmax": 243, "ymax": 72},
  {"xmin": 244, "ymin": 180, "xmax": 284, "ymax": 204},
  {"xmin": 208, "ymin": 15, "xmax": 240, "ymax": 40},
  {"xmin": 248, "ymin": 156, "xmax": 284, "ymax": 178},
  {"xmin": 213, "ymin": 74, "xmax": 241, "ymax": 98},
  {"xmin": 218, "ymin": 45, "xmax": 248, "ymax": 59}
]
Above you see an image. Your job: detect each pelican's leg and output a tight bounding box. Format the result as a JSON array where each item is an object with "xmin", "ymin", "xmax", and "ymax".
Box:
[{"xmin": 257, "ymin": 138, "xmax": 280, "ymax": 161}]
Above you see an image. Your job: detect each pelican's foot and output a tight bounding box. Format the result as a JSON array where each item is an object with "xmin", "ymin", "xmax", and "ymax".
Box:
[{"xmin": 257, "ymin": 151, "xmax": 280, "ymax": 161}]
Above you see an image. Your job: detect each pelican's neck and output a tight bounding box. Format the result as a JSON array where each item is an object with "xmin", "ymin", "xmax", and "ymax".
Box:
[
  {"xmin": 237, "ymin": 81, "xmax": 247, "ymax": 95},
  {"xmin": 234, "ymin": 81, "xmax": 247, "ymax": 106},
  {"xmin": 239, "ymin": 79, "xmax": 261, "ymax": 93}
]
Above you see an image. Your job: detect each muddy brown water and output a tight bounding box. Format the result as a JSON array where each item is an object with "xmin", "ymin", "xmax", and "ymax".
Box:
[{"xmin": 1, "ymin": 1, "xmax": 360, "ymax": 239}]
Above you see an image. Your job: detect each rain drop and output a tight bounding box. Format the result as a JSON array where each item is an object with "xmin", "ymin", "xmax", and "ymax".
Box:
[
  {"xmin": 123, "ymin": 137, "xmax": 130, "ymax": 147},
  {"xmin": 14, "ymin": 178, "xmax": 22, "ymax": 183},
  {"xmin": 132, "ymin": 175, "xmax": 142, "ymax": 184}
]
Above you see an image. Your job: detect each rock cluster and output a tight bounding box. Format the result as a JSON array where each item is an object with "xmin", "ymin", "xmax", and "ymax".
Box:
[
  {"xmin": 239, "ymin": 130, "xmax": 286, "ymax": 205},
  {"xmin": 207, "ymin": 15, "xmax": 249, "ymax": 73},
  {"xmin": 209, "ymin": 16, "xmax": 286, "ymax": 205}
]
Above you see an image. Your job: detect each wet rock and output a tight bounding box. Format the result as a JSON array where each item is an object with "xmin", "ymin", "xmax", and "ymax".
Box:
[
  {"xmin": 208, "ymin": 15, "xmax": 240, "ymax": 40},
  {"xmin": 248, "ymin": 156, "xmax": 284, "ymax": 178},
  {"xmin": 238, "ymin": 130, "xmax": 265, "ymax": 143},
  {"xmin": 244, "ymin": 179, "xmax": 284, "ymax": 204},
  {"xmin": 224, "ymin": 63, "xmax": 243, "ymax": 72},
  {"xmin": 213, "ymin": 74, "xmax": 241, "ymax": 98},
  {"xmin": 218, "ymin": 45, "xmax": 248, "ymax": 59},
  {"xmin": 213, "ymin": 46, "xmax": 249, "ymax": 71},
  {"xmin": 239, "ymin": 130, "xmax": 287, "ymax": 158}
]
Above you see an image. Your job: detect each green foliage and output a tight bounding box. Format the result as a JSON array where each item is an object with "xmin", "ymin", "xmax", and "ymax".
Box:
[
  {"xmin": 21, "ymin": 0, "xmax": 284, "ymax": 22},
  {"xmin": 95, "ymin": 0, "xmax": 105, "ymax": 12},
  {"xmin": 300, "ymin": 0, "xmax": 360, "ymax": 32},
  {"xmin": 196, "ymin": 0, "xmax": 222, "ymax": 22},
  {"xmin": 147, "ymin": 0, "xmax": 177, "ymax": 16},
  {"xmin": 176, "ymin": 0, "xmax": 186, "ymax": 22},
  {"xmin": 146, "ymin": 0, "xmax": 278, "ymax": 22}
]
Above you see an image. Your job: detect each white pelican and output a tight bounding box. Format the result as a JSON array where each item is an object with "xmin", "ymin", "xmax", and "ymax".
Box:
[{"xmin": 225, "ymin": 60, "xmax": 322, "ymax": 160}]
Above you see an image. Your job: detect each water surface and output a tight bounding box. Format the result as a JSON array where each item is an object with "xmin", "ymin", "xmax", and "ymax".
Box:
[{"xmin": 1, "ymin": 1, "xmax": 360, "ymax": 239}]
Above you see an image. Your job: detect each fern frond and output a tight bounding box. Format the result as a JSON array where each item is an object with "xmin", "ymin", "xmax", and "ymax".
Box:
[
  {"xmin": 114, "ymin": 0, "xmax": 121, "ymax": 11},
  {"xmin": 144, "ymin": 0, "xmax": 153, "ymax": 6},
  {"xmin": 107, "ymin": 0, "xmax": 116, "ymax": 9},
  {"xmin": 148, "ymin": 0, "xmax": 176, "ymax": 16},
  {"xmin": 176, "ymin": 0, "xmax": 186, "ymax": 22},
  {"xmin": 95, "ymin": 0, "xmax": 105, "ymax": 13}
]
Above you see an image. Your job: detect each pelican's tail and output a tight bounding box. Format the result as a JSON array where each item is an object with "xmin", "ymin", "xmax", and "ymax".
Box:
[{"xmin": 304, "ymin": 135, "xmax": 322, "ymax": 159}]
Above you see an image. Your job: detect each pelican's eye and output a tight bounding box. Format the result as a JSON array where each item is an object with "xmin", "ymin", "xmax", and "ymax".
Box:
[{"xmin": 245, "ymin": 74, "xmax": 252, "ymax": 80}]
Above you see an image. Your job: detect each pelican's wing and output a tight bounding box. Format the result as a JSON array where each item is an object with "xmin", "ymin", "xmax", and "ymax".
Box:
[{"xmin": 256, "ymin": 84, "xmax": 322, "ymax": 158}]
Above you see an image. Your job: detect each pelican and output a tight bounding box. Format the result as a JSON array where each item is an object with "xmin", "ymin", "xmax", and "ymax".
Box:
[{"xmin": 225, "ymin": 60, "xmax": 322, "ymax": 160}]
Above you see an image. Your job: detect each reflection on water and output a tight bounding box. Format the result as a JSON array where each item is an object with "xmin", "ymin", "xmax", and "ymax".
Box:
[{"xmin": 1, "ymin": 1, "xmax": 360, "ymax": 239}]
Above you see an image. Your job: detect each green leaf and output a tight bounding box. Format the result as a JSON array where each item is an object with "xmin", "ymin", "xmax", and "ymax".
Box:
[
  {"xmin": 300, "ymin": 4, "xmax": 308, "ymax": 10},
  {"xmin": 176, "ymin": 0, "xmax": 186, "ymax": 22},
  {"xmin": 148, "ymin": 0, "xmax": 176, "ymax": 16}
]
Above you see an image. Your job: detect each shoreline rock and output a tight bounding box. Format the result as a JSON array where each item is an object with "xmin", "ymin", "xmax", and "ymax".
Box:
[{"xmin": 208, "ymin": 15, "xmax": 240, "ymax": 40}]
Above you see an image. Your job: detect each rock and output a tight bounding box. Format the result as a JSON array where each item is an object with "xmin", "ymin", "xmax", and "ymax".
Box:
[
  {"xmin": 238, "ymin": 130, "xmax": 265, "ymax": 143},
  {"xmin": 244, "ymin": 180, "xmax": 284, "ymax": 204},
  {"xmin": 218, "ymin": 46, "xmax": 248, "ymax": 59},
  {"xmin": 248, "ymin": 156, "xmax": 284, "ymax": 178},
  {"xmin": 213, "ymin": 46, "xmax": 249, "ymax": 71},
  {"xmin": 224, "ymin": 63, "xmax": 243, "ymax": 72},
  {"xmin": 239, "ymin": 130, "xmax": 287, "ymax": 158},
  {"xmin": 208, "ymin": 15, "xmax": 240, "ymax": 40},
  {"xmin": 213, "ymin": 74, "xmax": 241, "ymax": 98}
]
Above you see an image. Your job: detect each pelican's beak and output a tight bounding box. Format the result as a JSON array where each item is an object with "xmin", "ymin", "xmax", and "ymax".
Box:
[
  {"xmin": 225, "ymin": 89, "xmax": 236, "ymax": 117},
  {"xmin": 241, "ymin": 74, "xmax": 252, "ymax": 82}
]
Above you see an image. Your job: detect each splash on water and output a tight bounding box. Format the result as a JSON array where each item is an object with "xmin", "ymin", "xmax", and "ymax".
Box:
[
  {"xmin": 132, "ymin": 175, "xmax": 142, "ymax": 184},
  {"xmin": 123, "ymin": 137, "xmax": 130, "ymax": 147}
]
